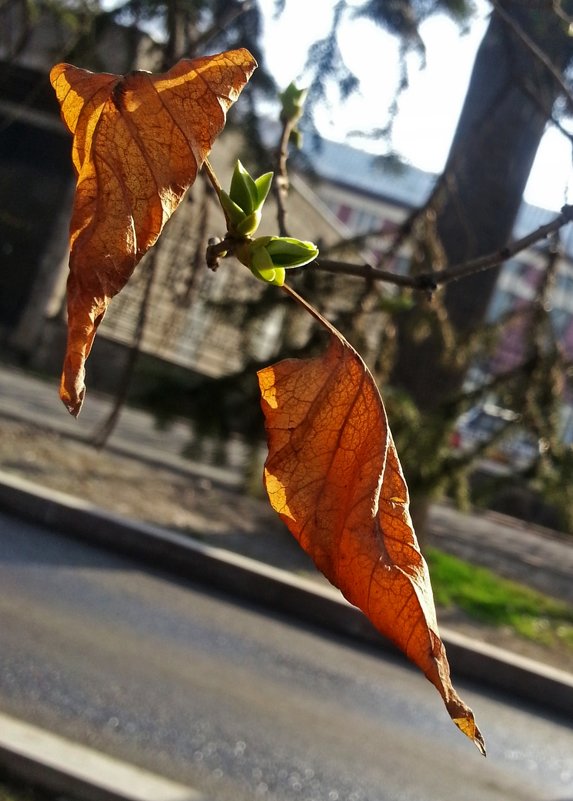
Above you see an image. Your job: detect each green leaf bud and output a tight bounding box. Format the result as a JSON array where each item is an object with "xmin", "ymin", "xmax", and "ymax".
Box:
[
  {"xmin": 279, "ymin": 82, "xmax": 308, "ymax": 124},
  {"xmin": 222, "ymin": 163, "xmax": 274, "ymax": 237},
  {"xmin": 235, "ymin": 210, "xmax": 263, "ymax": 237},
  {"xmin": 250, "ymin": 242, "xmax": 285, "ymax": 286},
  {"xmin": 237, "ymin": 236, "xmax": 317, "ymax": 286},
  {"xmin": 254, "ymin": 171, "xmax": 274, "ymax": 206},
  {"xmin": 219, "ymin": 190, "xmax": 247, "ymax": 228},
  {"xmin": 229, "ymin": 159, "xmax": 259, "ymax": 215},
  {"xmin": 252, "ymin": 265, "xmax": 286, "ymax": 286},
  {"xmin": 262, "ymin": 236, "xmax": 319, "ymax": 268}
]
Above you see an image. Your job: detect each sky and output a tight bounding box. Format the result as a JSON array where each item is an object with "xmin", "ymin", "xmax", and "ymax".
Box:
[{"xmin": 258, "ymin": 0, "xmax": 573, "ymax": 212}]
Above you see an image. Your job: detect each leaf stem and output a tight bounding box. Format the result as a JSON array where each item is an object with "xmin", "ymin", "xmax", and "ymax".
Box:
[
  {"xmin": 202, "ymin": 157, "xmax": 223, "ymax": 196},
  {"xmin": 281, "ymin": 282, "xmax": 343, "ymax": 341}
]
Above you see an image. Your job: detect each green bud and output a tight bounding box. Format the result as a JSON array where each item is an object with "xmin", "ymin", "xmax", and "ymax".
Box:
[
  {"xmin": 252, "ymin": 265, "xmax": 286, "ymax": 286},
  {"xmin": 235, "ymin": 210, "xmax": 262, "ymax": 237},
  {"xmin": 260, "ymin": 236, "xmax": 319, "ymax": 268},
  {"xmin": 254, "ymin": 171, "xmax": 273, "ymax": 206},
  {"xmin": 222, "ymin": 161, "xmax": 275, "ymax": 237},
  {"xmin": 219, "ymin": 190, "xmax": 247, "ymax": 228},
  {"xmin": 240, "ymin": 235, "xmax": 318, "ymax": 286},
  {"xmin": 229, "ymin": 160, "xmax": 259, "ymax": 215},
  {"xmin": 279, "ymin": 82, "xmax": 308, "ymax": 124},
  {"xmin": 250, "ymin": 245, "xmax": 285, "ymax": 286}
]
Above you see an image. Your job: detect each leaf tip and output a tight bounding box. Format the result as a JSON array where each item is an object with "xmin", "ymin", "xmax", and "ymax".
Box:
[
  {"xmin": 49, "ymin": 62, "xmax": 66, "ymax": 87},
  {"xmin": 454, "ymin": 717, "xmax": 487, "ymax": 757},
  {"xmin": 59, "ymin": 371, "xmax": 85, "ymax": 418},
  {"xmin": 448, "ymin": 698, "xmax": 486, "ymax": 756}
]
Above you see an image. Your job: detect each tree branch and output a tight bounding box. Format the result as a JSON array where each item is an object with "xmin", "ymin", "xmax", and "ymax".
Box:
[
  {"xmin": 274, "ymin": 116, "xmax": 295, "ymax": 237},
  {"xmin": 191, "ymin": 0, "xmax": 253, "ymax": 53},
  {"xmin": 315, "ymin": 204, "xmax": 573, "ymax": 290}
]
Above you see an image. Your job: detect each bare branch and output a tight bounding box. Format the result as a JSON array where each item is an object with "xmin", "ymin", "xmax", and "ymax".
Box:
[
  {"xmin": 315, "ymin": 204, "xmax": 573, "ymax": 290},
  {"xmin": 274, "ymin": 117, "xmax": 295, "ymax": 237},
  {"xmin": 315, "ymin": 257, "xmax": 424, "ymax": 287},
  {"xmin": 191, "ymin": 0, "xmax": 254, "ymax": 52}
]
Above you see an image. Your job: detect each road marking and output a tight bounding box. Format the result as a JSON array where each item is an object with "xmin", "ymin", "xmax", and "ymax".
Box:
[{"xmin": 0, "ymin": 711, "xmax": 205, "ymax": 801}]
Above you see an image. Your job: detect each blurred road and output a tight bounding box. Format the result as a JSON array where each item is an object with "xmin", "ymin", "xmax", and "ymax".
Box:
[{"xmin": 0, "ymin": 510, "xmax": 571, "ymax": 801}]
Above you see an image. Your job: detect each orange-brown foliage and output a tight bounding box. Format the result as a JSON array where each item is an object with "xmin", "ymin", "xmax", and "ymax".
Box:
[
  {"xmin": 259, "ymin": 334, "xmax": 485, "ymax": 754},
  {"xmin": 50, "ymin": 49, "xmax": 256, "ymax": 415}
]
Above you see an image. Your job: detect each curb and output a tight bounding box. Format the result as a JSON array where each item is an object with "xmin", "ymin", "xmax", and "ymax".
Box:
[
  {"xmin": 1, "ymin": 470, "xmax": 572, "ymax": 724},
  {"xmin": 0, "ymin": 711, "xmax": 205, "ymax": 801}
]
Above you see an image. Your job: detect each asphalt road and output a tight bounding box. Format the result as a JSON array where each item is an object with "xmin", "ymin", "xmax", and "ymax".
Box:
[{"xmin": 0, "ymin": 511, "xmax": 572, "ymax": 801}]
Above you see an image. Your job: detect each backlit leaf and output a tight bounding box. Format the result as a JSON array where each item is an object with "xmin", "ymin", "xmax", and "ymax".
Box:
[
  {"xmin": 258, "ymin": 334, "xmax": 486, "ymax": 754},
  {"xmin": 50, "ymin": 49, "xmax": 256, "ymax": 415}
]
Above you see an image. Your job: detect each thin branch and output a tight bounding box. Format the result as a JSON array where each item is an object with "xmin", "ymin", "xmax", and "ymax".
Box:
[
  {"xmin": 202, "ymin": 157, "xmax": 223, "ymax": 195},
  {"xmin": 315, "ymin": 257, "xmax": 421, "ymax": 287},
  {"xmin": 205, "ymin": 236, "xmax": 232, "ymax": 270},
  {"xmin": 90, "ymin": 251, "xmax": 157, "ymax": 448},
  {"xmin": 553, "ymin": 0, "xmax": 573, "ymax": 26},
  {"xmin": 315, "ymin": 204, "xmax": 573, "ymax": 290},
  {"xmin": 548, "ymin": 109, "xmax": 573, "ymax": 146},
  {"xmin": 274, "ymin": 117, "xmax": 295, "ymax": 237},
  {"xmin": 372, "ymin": 172, "xmax": 451, "ymax": 272},
  {"xmin": 191, "ymin": 0, "xmax": 254, "ymax": 52},
  {"xmin": 521, "ymin": 78, "xmax": 573, "ymax": 146},
  {"xmin": 490, "ymin": 0, "xmax": 573, "ymax": 115},
  {"xmin": 202, "ymin": 157, "xmax": 231, "ymax": 245},
  {"xmin": 436, "ymin": 205, "xmax": 573, "ymax": 284}
]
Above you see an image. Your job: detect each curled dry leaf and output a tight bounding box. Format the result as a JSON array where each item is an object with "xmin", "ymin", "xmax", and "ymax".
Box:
[
  {"xmin": 50, "ymin": 49, "xmax": 256, "ymax": 415},
  {"xmin": 258, "ymin": 334, "xmax": 486, "ymax": 755}
]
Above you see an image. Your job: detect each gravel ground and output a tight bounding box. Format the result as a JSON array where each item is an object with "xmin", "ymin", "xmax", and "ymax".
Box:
[{"xmin": 1, "ymin": 415, "xmax": 572, "ymax": 674}]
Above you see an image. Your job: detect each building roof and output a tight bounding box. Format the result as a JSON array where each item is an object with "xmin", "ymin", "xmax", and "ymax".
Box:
[{"xmin": 301, "ymin": 137, "xmax": 436, "ymax": 208}]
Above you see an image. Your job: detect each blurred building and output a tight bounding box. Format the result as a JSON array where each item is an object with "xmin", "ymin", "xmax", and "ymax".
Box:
[{"xmin": 301, "ymin": 138, "xmax": 573, "ymax": 443}]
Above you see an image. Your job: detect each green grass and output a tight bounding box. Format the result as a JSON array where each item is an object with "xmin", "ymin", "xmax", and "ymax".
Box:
[{"xmin": 426, "ymin": 547, "xmax": 573, "ymax": 650}]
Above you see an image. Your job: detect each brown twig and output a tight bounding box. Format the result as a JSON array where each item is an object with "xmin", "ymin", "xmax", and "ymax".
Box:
[
  {"xmin": 274, "ymin": 117, "xmax": 295, "ymax": 237},
  {"xmin": 315, "ymin": 204, "xmax": 573, "ymax": 290},
  {"xmin": 90, "ymin": 251, "xmax": 157, "ymax": 448},
  {"xmin": 202, "ymin": 157, "xmax": 233, "ymax": 242},
  {"xmin": 205, "ymin": 236, "xmax": 232, "ymax": 270},
  {"xmin": 202, "ymin": 157, "xmax": 223, "ymax": 196}
]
